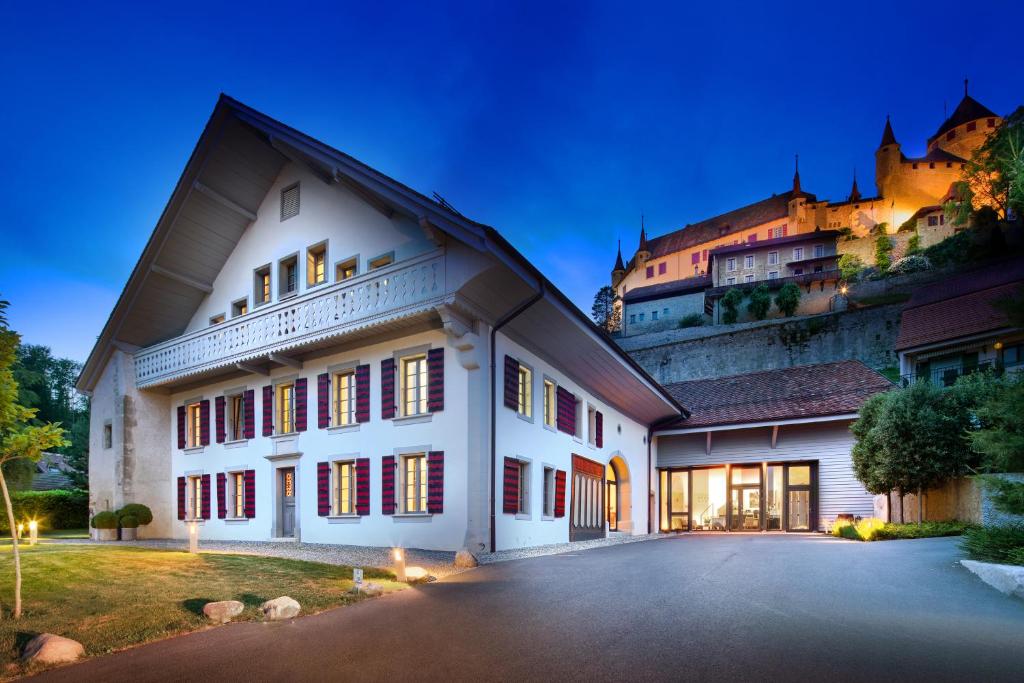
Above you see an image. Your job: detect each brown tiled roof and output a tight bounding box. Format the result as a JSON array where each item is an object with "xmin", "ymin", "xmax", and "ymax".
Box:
[
  {"xmin": 622, "ymin": 275, "xmax": 712, "ymax": 303},
  {"xmin": 905, "ymin": 148, "xmax": 968, "ymax": 164},
  {"xmin": 710, "ymin": 230, "xmax": 839, "ymax": 256},
  {"xmin": 660, "ymin": 361, "xmax": 892, "ymax": 429},
  {"xmin": 895, "ymin": 259, "xmax": 1024, "ymax": 351},
  {"xmin": 928, "ymin": 94, "xmax": 998, "ymax": 144}
]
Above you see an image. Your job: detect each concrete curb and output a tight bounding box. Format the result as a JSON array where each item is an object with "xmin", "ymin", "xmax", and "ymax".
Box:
[{"xmin": 960, "ymin": 559, "xmax": 1024, "ymax": 600}]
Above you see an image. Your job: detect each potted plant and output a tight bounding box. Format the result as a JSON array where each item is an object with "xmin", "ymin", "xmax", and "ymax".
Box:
[
  {"xmin": 118, "ymin": 503, "xmax": 153, "ymax": 538},
  {"xmin": 119, "ymin": 514, "xmax": 139, "ymax": 541},
  {"xmin": 91, "ymin": 511, "xmax": 119, "ymax": 541}
]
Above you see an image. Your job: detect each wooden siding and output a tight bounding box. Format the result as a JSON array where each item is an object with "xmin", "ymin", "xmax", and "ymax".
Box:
[{"xmin": 655, "ymin": 420, "xmax": 873, "ymax": 527}]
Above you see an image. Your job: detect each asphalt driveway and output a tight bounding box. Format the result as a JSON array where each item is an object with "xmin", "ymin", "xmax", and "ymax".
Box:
[{"xmin": 37, "ymin": 534, "xmax": 1024, "ymax": 682}]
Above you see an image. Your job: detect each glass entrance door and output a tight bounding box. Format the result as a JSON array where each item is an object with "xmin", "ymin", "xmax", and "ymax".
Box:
[
  {"xmin": 785, "ymin": 464, "xmax": 813, "ymax": 531},
  {"xmin": 691, "ymin": 468, "xmax": 727, "ymax": 530},
  {"xmin": 729, "ymin": 466, "xmax": 762, "ymax": 531}
]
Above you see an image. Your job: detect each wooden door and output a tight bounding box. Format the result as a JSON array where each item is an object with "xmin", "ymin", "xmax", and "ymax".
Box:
[{"xmin": 570, "ymin": 455, "xmax": 605, "ymax": 542}]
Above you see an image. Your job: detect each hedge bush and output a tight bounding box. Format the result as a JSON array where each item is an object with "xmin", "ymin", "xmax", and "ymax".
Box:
[
  {"xmin": 119, "ymin": 515, "xmax": 139, "ymax": 529},
  {"xmin": 833, "ymin": 518, "xmax": 974, "ymax": 541},
  {"xmin": 960, "ymin": 524, "xmax": 1024, "ymax": 565},
  {"xmin": 118, "ymin": 503, "xmax": 153, "ymax": 526},
  {"xmin": 91, "ymin": 511, "xmax": 119, "ymax": 530},
  {"xmin": 0, "ymin": 489, "xmax": 89, "ymax": 532}
]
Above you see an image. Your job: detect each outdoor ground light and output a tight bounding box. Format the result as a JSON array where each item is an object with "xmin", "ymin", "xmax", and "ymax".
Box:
[
  {"xmin": 189, "ymin": 521, "xmax": 199, "ymax": 553},
  {"xmin": 393, "ymin": 547, "xmax": 407, "ymax": 582},
  {"xmin": 28, "ymin": 520, "xmax": 38, "ymax": 546},
  {"xmin": 840, "ymin": 285, "xmax": 848, "ymax": 295},
  {"xmin": 16, "ymin": 522, "xmax": 24, "ymax": 540}
]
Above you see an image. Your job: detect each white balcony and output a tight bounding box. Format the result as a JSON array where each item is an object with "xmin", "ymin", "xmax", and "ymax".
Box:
[{"xmin": 134, "ymin": 251, "xmax": 446, "ymax": 388}]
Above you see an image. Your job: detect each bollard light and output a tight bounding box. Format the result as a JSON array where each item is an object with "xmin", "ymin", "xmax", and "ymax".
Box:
[
  {"xmin": 189, "ymin": 521, "xmax": 199, "ymax": 554},
  {"xmin": 16, "ymin": 523, "xmax": 24, "ymax": 540},
  {"xmin": 393, "ymin": 547, "xmax": 407, "ymax": 582},
  {"xmin": 28, "ymin": 520, "xmax": 38, "ymax": 546}
]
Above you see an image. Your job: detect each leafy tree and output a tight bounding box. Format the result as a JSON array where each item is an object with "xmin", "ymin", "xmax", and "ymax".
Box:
[
  {"xmin": 0, "ymin": 297, "xmax": 68, "ymax": 618},
  {"xmin": 721, "ymin": 288, "xmax": 744, "ymax": 324},
  {"xmin": 838, "ymin": 253, "xmax": 864, "ymax": 280},
  {"xmin": 746, "ymin": 285, "xmax": 771, "ymax": 320},
  {"xmin": 968, "ymin": 374, "xmax": 1024, "ymax": 516},
  {"xmin": 774, "ymin": 282, "xmax": 801, "ymax": 317},
  {"xmin": 874, "ymin": 234, "xmax": 893, "ymax": 272},
  {"xmin": 906, "ymin": 231, "xmax": 921, "ymax": 255},
  {"xmin": 946, "ymin": 106, "xmax": 1024, "ymax": 225},
  {"xmin": 591, "ymin": 286, "xmax": 621, "ymax": 333},
  {"xmin": 851, "ymin": 391, "xmax": 899, "ymax": 518},
  {"xmin": 994, "ymin": 284, "xmax": 1024, "ymax": 329},
  {"xmin": 678, "ymin": 313, "xmax": 704, "ymax": 329}
]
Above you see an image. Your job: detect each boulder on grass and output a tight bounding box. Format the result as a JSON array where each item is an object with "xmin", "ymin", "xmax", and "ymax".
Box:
[
  {"xmin": 260, "ymin": 596, "xmax": 301, "ymax": 621},
  {"xmin": 203, "ymin": 600, "xmax": 245, "ymax": 624},
  {"xmin": 454, "ymin": 548, "xmax": 478, "ymax": 568},
  {"xmin": 22, "ymin": 634, "xmax": 84, "ymax": 665},
  {"xmin": 350, "ymin": 581, "xmax": 384, "ymax": 596}
]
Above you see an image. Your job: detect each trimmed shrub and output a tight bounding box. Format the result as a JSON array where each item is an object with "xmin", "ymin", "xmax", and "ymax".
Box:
[
  {"xmin": 119, "ymin": 515, "xmax": 139, "ymax": 529},
  {"xmin": 91, "ymin": 511, "xmax": 119, "ymax": 530},
  {"xmin": 0, "ymin": 489, "xmax": 89, "ymax": 532},
  {"xmin": 774, "ymin": 282, "xmax": 801, "ymax": 317},
  {"xmin": 833, "ymin": 518, "xmax": 973, "ymax": 541},
  {"xmin": 721, "ymin": 288, "xmax": 744, "ymax": 324},
  {"xmin": 838, "ymin": 253, "xmax": 864, "ymax": 280},
  {"xmin": 118, "ymin": 503, "xmax": 153, "ymax": 526},
  {"xmin": 888, "ymin": 254, "xmax": 931, "ymax": 275},
  {"xmin": 678, "ymin": 313, "xmax": 705, "ymax": 329},
  {"xmin": 961, "ymin": 523, "xmax": 1024, "ymax": 565},
  {"xmin": 746, "ymin": 285, "xmax": 771, "ymax": 320}
]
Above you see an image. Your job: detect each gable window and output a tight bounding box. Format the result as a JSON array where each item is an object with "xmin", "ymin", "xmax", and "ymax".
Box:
[
  {"xmin": 726, "ymin": 257, "xmax": 736, "ymax": 272},
  {"xmin": 768, "ymin": 271, "xmax": 779, "ymax": 280},
  {"xmin": 254, "ymin": 266, "xmax": 271, "ymax": 306},
  {"xmin": 658, "ymin": 262, "xmax": 667, "ymax": 275},
  {"xmin": 228, "ymin": 393, "xmax": 245, "ymax": 441},
  {"xmin": 517, "ymin": 364, "xmax": 533, "ymax": 418},
  {"xmin": 369, "ymin": 253, "xmax": 394, "ymax": 270},
  {"xmin": 229, "ymin": 471, "xmax": 245, "ymax": 518},
  {"xmin": 813, "ymin": 244, "xmax": 824, "ymax": 258},
  {"xmin": 768, "ymin": 251, "xmax": 779, "ymax": 265},
  {"xmin": 307, "ymin": 242, "xmax": 327, "ymax": 287},
  {"xmin": 187, "ymin": 475, "xmax": 202, "ymax": 520},
  {"xmin": 232, "ymin": 299, "xmax": 248, "ymax": 318},
  {"xmin": 543, "ymin": 379, "xmax": 556, "ymax": 428},
  {"xmin": 587, "ymin": 405, "xmax": 597, "ymax": 446},
  {"xmin": 543, "ymin": 466, "xmax": 555, "ymax": 517},
  {"xmin": 400, "ymin": 354, "xmax": 428, "ymax": 417},
  {"xmin": 792, "ymin": 247, "xmax": 804, "ymax": 261},
  {"xmin": 209, "ymin": 314, "xmax": 225, "ymax": 326},
  {"xmin": 280, "ymin": 183, "xmax": 300, "ymax": 221},
  {"xmin": 187, "ymin": 402, "xmax": 202, "ymax": 448},
  {"xmin": 333, "ymin": 371, "xmax": 356, "ymax": 427},
  {"xmin": 744, "ymin": 255, "xmax": 754, "ymax": 269},
  {"xmin": 277, "ymin": 383, "xmax": 295, "ymax": 434},
  {"xmin": 336, "ymin": 257, "xmax": 357, "ymax": 281},
  {"xmin": 646, "ymin": 265, "xmax": 654, "ymax": 278},
  {"xmin": 333, "ymin": 460, "xmax": 355, "ymax": 515},
  {"xmin": 401, "ymin": 453, "xmax": 427, "ymax": 513},
  {"xmin": 279, "ymin": 255, "xmax": 298, "ymax": 298}
]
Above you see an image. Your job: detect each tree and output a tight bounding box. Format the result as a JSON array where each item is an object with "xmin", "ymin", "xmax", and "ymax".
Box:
[
  {"xmin": 0, "ymin": 297, "xmax": 67, "ymax": 618},
  {"xmin": 946, "ymin": 106, "xmax": 1024, "ymax": 225},
  {"xmin": 721, "ymin": 288, "xmax": 744, "ymax": 324},
  {"xmin": 851, "ymin": 391, "xmax": 899, "ymax": 520},
  {"xmin": 591, "ymin": 286, "xmax": 621, "ymax": 333},
  {"xmin": 969, "ymin": 374, "xmax": 1024, "ymax": 515},
  {"xmin": 746, "ymin": 285, "xmax": 771, "ymax": 320},
  {"xmin": 838, "ymin": 253, "xmax": 864, "ymax": 280},
  {"xmin": 774, "ymin": 282, "xmax": 801, "ymax": 317},
  {"xmin": 874, "ymin": 234, "xmax": 893, "ymax": 272}
]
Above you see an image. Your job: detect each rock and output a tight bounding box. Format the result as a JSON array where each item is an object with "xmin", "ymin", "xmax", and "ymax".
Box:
[
  {"xmin": 22, "ymin": 634, "xmax": 84, "ymax": 665},
  {"xmin": 405, "ymin": 566, "xmax": 430, "ymax": 581},
  {"xmin": 203, "ymin": 600, "xmax": 244, "ymax": 623},
  {"xmin": 350, "ymin": 581, "xmax": 384, "ymax": 596},
  {"xmin": 454, "ymin": 548, "xmax": 479, "ymax": 568},
  {"xmin": 260, "ymin": 596, "xmax": 301, "ymax": 621}
]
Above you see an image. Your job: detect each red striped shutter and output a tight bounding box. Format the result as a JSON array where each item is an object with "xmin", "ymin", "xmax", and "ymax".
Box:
[
  {"xmin": 215, "ymin": 396, "xmax": 226, "ymax": 443},
  {"xmin": 200, "ymin": 474, "xmax": 211, "ymax": 520},
  {"xmin": 355, "ymin": 458, "xmax": 370, "ymax": 515},
  {"xmin": 317, "ymin": 461, "xmax": 330, "ymax": 516},
  {"xmin": 702, "ymin": 249, "xmax": 708, "ymax": 261},
  {"xmin": 381, "ymin": 359, "xmax": 396, "ymax": 419},
  {"xmin": 427, "ymin": 348, "xmax": 444, "ymax": 412},
  {"xmin": 503, "ymin": 457, "xmax": 519, "ymax": 513},
  {"xmin": 595, "ymin": 411, "xmax": 604, "ymax": 448},
  {"xmin": 554, "ymin": 470, "xmax": 566, "ymax": 517},
  {"xmin": 216, "ymin": 473, "xmax": 227, "ymax": 519},
  {"xmin": 556, "ymin": 387, "xmax": 576, "ymax": 434},
  {"xmin": 262, "ymin": 385, "xmax": 273, "ymax": 436},
  {"xmin": 355, "ymin": 364, "xmax": 370, "ymax": 423},
  {"xmin": 177, "ymin": 476, "xmax": 186, "ymax": 520},
  {"xmin": 427, "ymin": 451, "xmax": 444, "ymax": 513},
  {"xmin": 177, "ymin": 407, "xmax": 186, "ymax": 449},
  {"xmin": 766, "ymin": 229, "xmax": 772, "ymax": 240},
  {"xmin": 782, "ymin": 224, "xmax": 788, "ymax": 236},
  {"xmin": 503, "ymin": 356, "xmax": 519, "ymax": 409},
  {"xmin": 199, "ymin": 400, "xmax": 211, "ymax": 446},
  {"xmin": 317, "ymin": 373, "xmax": 330, "ymax": 429},
  {"xmin": 243, "ymin": 470, "xmax": 256, "ymax": 518},
  {"xmin": 381, "ymin": 455, "xmax": 396, "ymax": 515},
  {"xmin": 295, "ymin": 378, "xmax": 308, "ymax": 432},
  {"xmin": 243, "ymin": 390, "xmax": 256, "ymax": 439}
]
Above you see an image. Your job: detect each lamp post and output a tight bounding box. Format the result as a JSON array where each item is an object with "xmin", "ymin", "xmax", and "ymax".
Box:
[
  {"xmin": 28, "ymin": 520, "xmax": 38, "ymax": 546},
  {"xmin": 189, "ymin": 521, "xmax": 199, "ymax": 554}
]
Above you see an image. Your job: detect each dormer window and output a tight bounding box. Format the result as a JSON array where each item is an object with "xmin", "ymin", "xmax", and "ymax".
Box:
[
  {"xmin": 307, "ymin": 242, "xmax": 327, "ymax": 287},
  {"xmin": 254, "ymin": 266, "xmax": 271, "ymax": 306},
  {"xmin": 280, "ymin": 183, "xmax": 300, "ymax": 221}
]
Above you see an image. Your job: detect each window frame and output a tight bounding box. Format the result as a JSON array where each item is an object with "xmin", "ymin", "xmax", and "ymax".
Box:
[
  {"xmin": 187, "ymin": 474, "xmax": 202, "ymax": 521},
  {"xmin": 542, "ymin": 378, "xmax": 557, "ymax": 430},
  {"xmin": 517, "ymin": 361, "xmax": 533, "ymax": 421},
  {"xmin": 278, "ymin": 253, "xmax": 299, "ymax": 299},
  {"xmin": 542, "ymin": 466, "xmax": 555, "ymax": 518},
  {"xmin": 767, "ymin": 251, "xmax": 779, "ymax": 266},
  {"xmin": 744, "ymin": 254, "xmax": 754, "ymax": 270},
  {"xmin": 332, "ymin": 370, "xmax": 357, "ymax": 427},
  {"xmin": 231, "ymin": 298, "xmax": 249, "ymax": 318},
  {"xmin": 792, "ymin": 247, "xmax": 804, "ymax": 261},
  {"xmin": 515, "ymin": 458, "xmax": 531, "ymax": 516},
  {"xmin": 813, "ymin": 244, "xmax": 825, "ymax": 258},
  {"xmin": 368, "ymin": 251, "xmax": 395, "ymax": 270},
  {"xmin": 573, "ymin": 395, "xmax": 584, "ymax": 441},
  {"xmin": 253, "ymin": 265, "xmax": 272, "ymax": 307},
  {"xmin": 399, "ymin": 353, "xmax": 429, "ymax": 418},
  {"xmin": 335, "ymin": 255, "xmax": 359, "ymax": 282},
  {"xmin": 726, "ymin": 257, "xmax": 737, "ymax": 272},
  {"xmin": 209, "ymin": 313, "xmax": 225, "ymax": 326},
  {"xmin": 228, "ymin": 470, "xmax": 246, "ymax": 519},
  {"xmin": 226, "ymin": 392, "xmax": 245, "ymax": 442},
  {"xmin": 400, "ymin": 453, "xmax": 428, "ymax": 514},
  {"xmin": 276, "ymin": 382, "xmax": 296, "ymax": 435},
  {"xmin": 767, "ymin": 270, "xmax": 779, "ymax": 280},
  {"xmin": 587, "ymin": 404, "xmax": 598, "ymax": 447},
  {"xmin": 186, "ymin": 401, "xmax": 202, "ymax": 449},
  {"xmin": 306, "ymin": 240, "xmax": 328, "ymax": 288},
  {"xmin": 744, "ymin": 274, "xmax": 755, "ymax": 283},
  {"xmin": 280, "ymin": 182, "xmax": 300, "ymax": 221},
  {"xmin": 102, "ymin": 421, "xmax": 113, "ymax": 449},
  {"xmin": 333, "ymin": 459, "xmax": 356, "ymax": 516}
]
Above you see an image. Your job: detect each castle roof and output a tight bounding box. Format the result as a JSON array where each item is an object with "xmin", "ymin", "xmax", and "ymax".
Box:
[
  {"xmin": 622, "ymin": 274, "xmax": 712, "ymax": 304},
  {"xmin": 904, "ymin": 147, "xmax": 968, "ymax": 165},
  {"xmin": 928, "ymin": 94, "xmax": 998, "ymax": 145},
  {"xmin": 879, "ymin": 116, "xmax": 897, "ymax": 147},
  {"xmin": 708, "ymin": 229, "xmax": 840, "ymax": 256},
  {"xmin": 613, "ymin": 241, "xmax": 625, "ymax": 272}
]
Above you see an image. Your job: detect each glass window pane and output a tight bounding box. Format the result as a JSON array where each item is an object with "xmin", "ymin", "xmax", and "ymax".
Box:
[
  {"xmin": 766, "ymin": 466, "xmax": 783, "ymax": 531},
  {"xmin": 731, "ymin": 466, "xmax": 761, "ymax": 485},
  {"xmin": 659, "ymin": 471, "xmax": 669, "ymax": 531},
  {"xmin": 788, "ymin": 465, "xmax": 811, "ymax": 486}
]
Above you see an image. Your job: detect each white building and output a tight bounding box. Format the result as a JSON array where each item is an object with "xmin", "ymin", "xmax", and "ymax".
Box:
[{"xmin": 77, "ymin": 96, "xmax": 683, "ymax": 553}]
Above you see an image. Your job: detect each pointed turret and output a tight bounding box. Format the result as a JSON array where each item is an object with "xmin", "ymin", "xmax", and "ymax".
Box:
[
  {"xmin": 636, "ymin": 216, "xmax": 650, "ymax": 265},
  {"xmin": 879, "ymin": 115, "xmax": 897, "ymax": 148},
  {"xmin": 611, "ymin": 240, "xmax": 626, "ymax": 287},
  {"xmin": 848, "ymin": 170, "xmax": 861, "ymax": 202},
  {"xmin": 792, "ymin": 154, "xmax": 801, "ymax": 194}
]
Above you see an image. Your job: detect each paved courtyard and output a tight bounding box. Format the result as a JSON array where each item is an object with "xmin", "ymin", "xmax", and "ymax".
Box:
[{"xmin": 38, "ymin": 534, "xmax": 1024, "ymax": 682}]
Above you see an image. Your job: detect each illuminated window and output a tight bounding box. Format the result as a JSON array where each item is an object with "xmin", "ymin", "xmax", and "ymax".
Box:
[
  {"xmin": 400, "ymin": 354, "xmax": 428, "ymax": 416},
  {"xmin": 232, "ymin": 299, "xmax": 248, "ymax": 317},
  {"xmin": 254, "ymin": 266, "xmax": 271, "ymax": 305},
  {"xmin": 401, "ymin": 453, "xmax": 428, "ymax": 513},
  {"xmin": 369, "ymin": 252, "xmax": 394, "ymax": 270},
  {"xmin": 307, "ymin": 243, "xmax": 327, "ymax": 287},
  {"xmin": 279, "ymin": 255, "xmax": 298, "ymax": 297},
  {"xmin": 230, "ymin": 471, "xmax": 245, "ymax": 518},
  {"xmin": 333, "ymin": 461, "xmax": 355, "ymax": 515},
  {"xmin": 227, "ymin": 393, "xmax": 245, "ymax": 441},
  {"xmin": 517, "ymin": 364, "xmax": 532, "ymax": 418},
  {"xmin": 543, "ymin": 379, "xmax": 556, "ymax": 428},
  {"xmin": 336, "ymin": 257, "xmax": 357, "ymax": 281},
  {"xmin": 543, "ymin": 467, "xmax": 555, "ymax": 517},
  {"xmin": 209, "ymin": 314, "xmax": 225, "ymax": 326},
  {"xmin": 187, "ymin": 402, "xmax": 202, "ymax": 448},
  {"xmin": 332, "ymin": 371, "xmax": 356, "ymax": 426},
  {"xmin": 277, "ymin": 383, "xmax": 295, "ymax": 434}
]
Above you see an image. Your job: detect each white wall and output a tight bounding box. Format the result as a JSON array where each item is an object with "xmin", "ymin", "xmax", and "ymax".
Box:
[{"xmin": 493, "ymin": 334, "xmax": 651, "ymax": 550}]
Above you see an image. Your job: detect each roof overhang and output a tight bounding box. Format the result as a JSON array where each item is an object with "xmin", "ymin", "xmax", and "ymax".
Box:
[{"xmin": 653, "ymin": 412, "xmax": 859, "ymax": 436}]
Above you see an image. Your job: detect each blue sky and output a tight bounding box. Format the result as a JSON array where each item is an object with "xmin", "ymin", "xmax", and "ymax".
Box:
[{"xmin": 2, "ymin": 1, "xmax": 1022, "ymax": 362}]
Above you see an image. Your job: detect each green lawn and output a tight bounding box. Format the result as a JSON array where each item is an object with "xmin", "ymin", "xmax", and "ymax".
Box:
[{"xmin": 0, "ymin": 544, "xmax": 402, "ymax": 671}]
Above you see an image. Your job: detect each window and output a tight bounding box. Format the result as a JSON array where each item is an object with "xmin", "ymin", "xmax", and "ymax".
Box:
[
  {"xmin": 768, "ymin": 251, "xmax": 779, "ymax": 265},
  {"xmin": 515, "ymin": 460, "xmax": 530, "ymax": 514},
  {"xmin": 543, "ymin": 379, "xmax": 556, "ymax": 428},
  {"xmin": 744, "ymin": 255, "xmax": 754, "ymax": 269},
  {"xmin": 663, "ymin": 308, "xmax": 669, "ymax": 316},
  {"xmin": 279, "ymin": 255, "xmax": 298, "ymax": 297},
  {"xmin": 103, "ymin": 422, "xmax": 112, "ymax": 449},
  {"xmin": 629, "ymin": 314, "xmax": 636, "ymax": 324},
  {"xmin": 658, "ymin": 262, "xmax": 667, "ymax": 275},
  {"xmin": 744, "ymin": 274, "xmax": 754, "ymax": 283},
  {"xmin": 814, "ymin": 244, "xmax": 824, "ymax": 258},
  {"xmin": 646, "ymin": 265, "xmax": 654, "ymax": 278},
  {"xmin": 987, "ymin": 118, "xmax": 995, "ymax": 128},
  {"xmin": 792, "ymin": 247, "xmax": 804, "ymax": 261},
  {"xmin": 307, "ymin": 243, "xmax": 327, "ymax": 287},
  {"xmin": 967, "ymin": 121, "xmax": 976, "ymax": 132},
  {"xmin": 254, "ymin": 266, "xmax": 271, "ymax": 306},
  {"xmin": 333, "ymin": 461, "xmax": 355, "ymax": 515},
  {"xmin": 726, "ymin": 277, "xmax": 736, "ymax": 285},
  {"xmin": 543, "ymin": 466, "xmax": 555, "ymax": 517},
  {"xmin": 912, "ymin": 163, "xmax": 918, "ymax": 170},
  {"xmin": 946, "ymin": 130, "xmax": 956, "ymax": 141},
  {"xmin": 793, "ymin": 268, "xmax": 804, "ymax": 276},
  {"xmin": 336, "ymin": 257, "xmax": 357, "ymax": 281},
  {"xmin": 768, "ymin": 271, "xmax": 779, "ymax": 280},
  {"xmin": 332, "ymin": 371, "xmax": 356, "ymax": 427},
  {"xmin": 574, "ymin": 396, "xmax": 583, "ymax": 440},
  {"xmin": 814, "ymin": 265, "xmax": 823, "ymax": 273},
  {"xmin": 402, "ymin": 454, "xmax": 427, "ymax": 513},
  {"xmin": 928, "ymin": 215, "xmax": 938, "ymax": 227},
  {"xmin": 940, "ymin": 214, "xmax": 945, "ymax": 225},
  {"xmin": 227, "ymin": 393, "xmax": 244, "ymax": 441},
  {"xmin": 187, "ymin": 402, "xmax": 202, "ymax": 448},
  {"xmin": 188, "ymin": 475, "xmax": 202, "ymax": 520},
  {"xmin": 369, "ymin": 253, "xmax": 393, "ymax": 270},
  {"xmin": 232, "ymin": 299, "xmax": 248, "ymax": 317},
  {"xmin": 229, "ymin": 471, "xmax": 245, "ymax": 518},
  {"xmin": 726, "ymin": 257, "xmax": 736, "ymax": 272},
  {"xmin": 277, "ymin": 383, "xmax": 295, "ymax": 434},
  {"xmin": 770, "ymin": 226, "xmax": 783, "ymax": 239},
  {"xmin": 209, "ymin": 314, "xmax": 225, "ymax": 326},
  {"xmin": 747, "ymin": 234, "xmax": 757, "ymax": 243},
  {"xmin": 280, "ymin": 183, "xmax": 300, "ymax": 221},
  {"xmin": 701, "ymin": 249, "xmax": 708, "ymax": 261},
  {"xmin": 517, "ymin": 364, "xmax": 532, "ymax": 418},
  {"xmin": 587, "ymin": 405, "xmax": 597, "ymax": 446},
  {"xmin": 400, "ymin": 354, "xmax": 428, "ymax": 417},
  {"xmin": 929, "ymin": 162, "xmax": 935, "ymax": 169},
  {"xmin": 638, "ymin": 313, "xmax": 645, "ymax": 322},
  {"xmin": 651, "ymin": 310, "xmax": 659, "ymax": 321}
]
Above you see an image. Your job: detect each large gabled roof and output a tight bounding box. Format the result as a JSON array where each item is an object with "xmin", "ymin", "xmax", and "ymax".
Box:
[{"xmin": 928, "ymin": 94, "xmax": 998, "ymax": 145}]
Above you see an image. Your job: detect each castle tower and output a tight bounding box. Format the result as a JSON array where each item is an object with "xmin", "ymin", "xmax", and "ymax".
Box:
[
  {"xmin": 927, "ymin": 79, "xmax": 1001, "ymax": 159},
  {"xmin": 635, "ymin": 217, "xmax": 650, "ymax": 266},
  {"xmin": 875, "ymin": 115, "xmax": 901, "ymax": 198},
  {"xmin": 848, "ymin": 170, "xmax": 862, "ymax": 203},
  {"xmin": 611, "ymin": 240, "xmax": 626, "ymax": 288}
]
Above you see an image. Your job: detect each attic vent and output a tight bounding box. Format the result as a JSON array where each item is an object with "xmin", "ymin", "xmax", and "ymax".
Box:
[{"xmin": 280, "ymin": 183, "xmax": 300, "ymax": 221}]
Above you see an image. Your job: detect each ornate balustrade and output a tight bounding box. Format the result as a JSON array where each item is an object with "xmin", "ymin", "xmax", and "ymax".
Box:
[{"xmin": 135, "ymin": 252, "xmax": 445, "ymax": 388}]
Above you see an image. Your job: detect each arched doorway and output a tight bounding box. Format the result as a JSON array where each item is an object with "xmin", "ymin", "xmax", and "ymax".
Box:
[{"xmin": 607, "ymin": 455, "xmax": 632, "ymax": 533}]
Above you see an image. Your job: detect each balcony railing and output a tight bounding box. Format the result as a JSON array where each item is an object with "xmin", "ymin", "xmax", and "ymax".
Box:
[
  {"xmin": 900, "ymin": 360, "xmax": 1023, "ymax": 387},
  {"xmin": 134, "ymin": 251, "xmax": 446, "ymax": 388}
]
